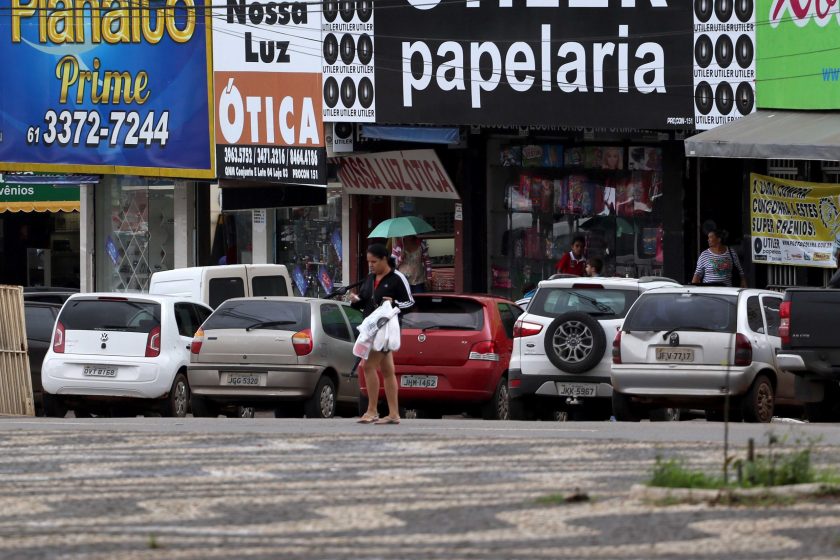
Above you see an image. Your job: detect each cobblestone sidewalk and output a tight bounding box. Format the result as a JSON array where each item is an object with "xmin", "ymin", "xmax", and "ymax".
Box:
[{"xmin": 1, "ymin": 427, "xmax": 840, "ymax": 559}]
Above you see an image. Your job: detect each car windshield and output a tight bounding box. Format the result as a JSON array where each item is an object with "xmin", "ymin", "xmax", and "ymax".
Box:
[
  {"xmin": 402, "ymin": 297, "xmax": 485, "ymax": 331},
  {"xmin": 203, "ymin": 300, "xmax": 311, "ymax": 331},
  {"xmin": 623, "ymin": 292, "xmax": 738, "ymax": 333},
  {"xmin": 529, "ymin": 288, "xmax": 636, "ymax": 319},
  {"xmin": 58, "ymin": 299, "xmax": 161, "ymax": 333}
]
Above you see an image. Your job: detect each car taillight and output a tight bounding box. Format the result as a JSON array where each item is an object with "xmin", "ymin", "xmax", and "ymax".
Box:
[
  {"xmin": 612, "ymin": 330, "xmax": 622, "ymax": 364},
  {"xmin": 53, "ymin": 321, "xmax": 65, "ymax": 353},
  {"xmin": 292, "ymin": 329, "xmax": 313, "ymax": 356},
  {"xmin": 191, "ymin": 328, "xmax": 204, "ymax": 355},
  {"xmin": 145, "ymin": 326, "xmax": 161, "ymax": 358},
  {"xmin": 469, "ymin": 340, "xmax": 500, "ymax": 361},
  {"xmin": 513, "ymin": 319, "xmax": 543, "ymax": 338},
  {"xmin": 779, "ymin": 301, "xmax": 791, "ymax": 345},
  {"xmin": 734, "ymin": 333, "xmax": 752, "ymax": 366}
]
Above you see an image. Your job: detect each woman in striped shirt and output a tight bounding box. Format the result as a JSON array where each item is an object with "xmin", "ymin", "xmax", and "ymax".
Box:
[{"xmin": 692, "ymin": 230, "xmax": 747, "ymax": 287}]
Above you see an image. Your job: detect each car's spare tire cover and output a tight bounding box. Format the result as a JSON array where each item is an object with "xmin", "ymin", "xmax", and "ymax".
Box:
[{"xmin": 543, "ymin": 311, "xmax": 607, "ymax": 374}]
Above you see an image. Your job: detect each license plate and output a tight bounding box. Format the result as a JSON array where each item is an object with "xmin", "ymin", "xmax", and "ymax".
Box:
[
  {"xmin": 556, "ymin": 383, "xmax": 596, "ymax": 398},
  {"xmin": 223, "ymin": 373, "xmax": 265, "ymax": 386},
  {"xmin": 83, "ymin": 366, "xmax": 117, "ymax": 377},
  {"xmin": 656, "ymin": 348, "xmax": 695, "ymax": 362},
  {"xmin": 400, "ymin": 375, "xmax": 438, "ymax": 389}
]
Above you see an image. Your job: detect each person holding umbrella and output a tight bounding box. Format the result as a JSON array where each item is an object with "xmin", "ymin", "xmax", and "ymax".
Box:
[
  {"xmin": 392, "ymin": 235, "xmax": 433, "ymax": 293},
  {"xmin": 369, "ymin": 216, "xmax": 436, "ymax": 294}
]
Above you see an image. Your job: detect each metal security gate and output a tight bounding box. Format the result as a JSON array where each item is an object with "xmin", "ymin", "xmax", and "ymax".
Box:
[{"xmin": 0, "ymin": 285, "xmax": 35, "ymax": 416}]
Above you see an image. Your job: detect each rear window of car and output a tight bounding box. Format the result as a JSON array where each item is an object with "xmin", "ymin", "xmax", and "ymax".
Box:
[
  {"xmin": 402, "ymin": 297, "xmax": 485, "ymax": 330},
  {"xmin": 58, "ymin": 299, "xmax": 161, "ymax": 333},
  {"xmin": 623, "ymin": 292, "xmax": 738, "ymax": 333},
  {"xmin": 252, "ymin": 275, "xmax": 288, "ymax": 297},
  {"xmin": 529, "ymin": 288, "xmax": 637, "ymax": 319},
  {"xmin": 203, "ymin": 300, "xmax": 311, "ymax": 331}
]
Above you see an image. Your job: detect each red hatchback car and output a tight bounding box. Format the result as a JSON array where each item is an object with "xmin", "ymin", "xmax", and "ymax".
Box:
[{"xmin": 359, "ymin": 294, "xmax": 523, "ymax": 420}]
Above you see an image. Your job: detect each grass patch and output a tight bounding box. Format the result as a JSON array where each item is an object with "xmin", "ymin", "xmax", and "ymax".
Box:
[
  {"xmin": 649, "ymin": 434, "xmax": 838, "ymax": 492},
  {"xmin": 649, "ymin": 457, "xmax": 723, "ymax": 489},
  {"xmin": 148, "ymin": 535, "xmax": 160, "ymax": 549}
]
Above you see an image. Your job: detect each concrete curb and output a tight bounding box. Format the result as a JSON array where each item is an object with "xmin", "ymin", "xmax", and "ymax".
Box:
[{"xmin": 630, "ymin": 483, "xmax": 840, "ymax": 504}]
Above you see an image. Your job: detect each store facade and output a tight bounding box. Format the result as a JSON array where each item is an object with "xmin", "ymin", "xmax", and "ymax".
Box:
[
  {"xmin": 0, "ymin": 176, "xmax": 84, "ymax": 288},
  {"xmin": 684, "ymin": 4, "xmax": 840, "ymax": 289},
  {"xmin": 0, "ymin": 2, "xmax": 216, "ymax": 292}
]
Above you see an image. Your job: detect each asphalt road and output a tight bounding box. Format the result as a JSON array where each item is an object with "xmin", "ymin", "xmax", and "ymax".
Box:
[{"xmin": 2, "ymin": 417, "xmax": 840, "ymax": 559}]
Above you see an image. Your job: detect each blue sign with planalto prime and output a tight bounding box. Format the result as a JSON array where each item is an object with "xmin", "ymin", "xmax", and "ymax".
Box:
[{"xmin": 0, "ymin": 0, "xmax": 215, "ymax": 178}]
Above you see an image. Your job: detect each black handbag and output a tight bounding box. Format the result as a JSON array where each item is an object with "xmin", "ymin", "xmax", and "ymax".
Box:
[{"xmin": 728, "ymin": 248, "xmax": 741, "ymax": 287}]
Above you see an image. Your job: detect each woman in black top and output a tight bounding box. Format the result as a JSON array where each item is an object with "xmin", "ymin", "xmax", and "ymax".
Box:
[{"xmin": 351, "ymin": 244, "xmax": 414, "ymax": 424}]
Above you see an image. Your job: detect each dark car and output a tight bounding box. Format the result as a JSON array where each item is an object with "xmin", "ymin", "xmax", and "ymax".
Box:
[
  {"xmin": 360, "ymin": 294, "xmax": 523, "ymax": 420},
  {"xmin": 24, "ymin": 300, "xmax": 62, "ymax": 414},
  {"xmin": 23, "ymin": 287, "xmax": 78, "ymax": 305}
]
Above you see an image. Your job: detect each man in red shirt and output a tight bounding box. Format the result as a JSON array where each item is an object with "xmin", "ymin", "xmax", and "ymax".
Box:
[{"xmin": 555, "ymin": 234, "xmax": 586, "ymax": 276}]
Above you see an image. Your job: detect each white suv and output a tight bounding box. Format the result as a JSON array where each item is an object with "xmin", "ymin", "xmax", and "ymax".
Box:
[
  {"xmin": 611, "ymin": 286, "xmax": 796, "ymax": 423},
  {"xmin": 509, "ymin": 276, "xmax": 678, "ymax": 420},
  {"xmin": 41, "ymin": 293, "xmax": 212, "ymax": 417}
]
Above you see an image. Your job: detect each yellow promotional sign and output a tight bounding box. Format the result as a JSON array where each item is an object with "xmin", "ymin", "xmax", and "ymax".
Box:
[{"xmin": 750, "ymin": 173, "xmax": 840, "ymax": 268}]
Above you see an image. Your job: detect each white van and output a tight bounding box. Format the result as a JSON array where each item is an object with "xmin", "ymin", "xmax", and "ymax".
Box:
[{"xmin": 149, "ymin": 265, "xmax": 293, "ymax": 309}]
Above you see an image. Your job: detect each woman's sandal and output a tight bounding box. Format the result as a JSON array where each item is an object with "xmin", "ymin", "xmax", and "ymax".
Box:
[
  {"xmin": 357, "ymin": 413, "xmax": 379, "ymax": 424},
  {"xmin": 374, "ymin": 416, "xmax": 401, "ymax": 425}
]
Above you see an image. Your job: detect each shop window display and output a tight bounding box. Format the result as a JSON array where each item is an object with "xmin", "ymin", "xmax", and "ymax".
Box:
[
  {"xmin": 275, "ymin": 190, "xmax": 342, "ymax": 297},
  {"xmin": 96, "ymin": 177, "xmax": 174, "ymax": 292},
  {"xmin": 489, "ymin": 141, "xmax": 664, "ymax": 300}
]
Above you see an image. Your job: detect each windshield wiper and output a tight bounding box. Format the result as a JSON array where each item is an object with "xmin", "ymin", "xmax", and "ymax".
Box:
[
  {"xmin": 420, "ymin": 324, "xmax": 470, "ymax": 332},
  {"xmin": 567, "ymin": 291, "xmax": 615, "ymax": 314},
  {"xmin": 245, "ymin": 320, "xmax": 297, "ymax": 331},
  {"xmin": 661, "ymin": 326, "xmax": 720, "ymax": 340}
]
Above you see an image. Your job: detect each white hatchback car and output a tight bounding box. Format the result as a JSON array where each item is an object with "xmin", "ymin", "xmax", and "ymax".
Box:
[
  {"xmin": 41, "ymin": 293, "xmax": 212, "ymax": 417},
  {"xmin": 611, "ymin": 287, "xmax": 797, "ymax": 423},
  {"xmin": 508, "ymin": 276, "xmax": 679, "ymax": 420}
]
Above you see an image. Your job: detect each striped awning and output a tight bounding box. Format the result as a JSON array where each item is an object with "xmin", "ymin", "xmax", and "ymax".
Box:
[{"xmin": 0, "ymin": 183, "xmax": 80, "ymax": 213}]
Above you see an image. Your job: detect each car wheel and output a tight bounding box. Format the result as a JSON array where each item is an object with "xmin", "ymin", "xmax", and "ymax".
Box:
[
  {"xmin": 741, "ymin": 374, "xmax": 774, "ymax": 423},
  {"xmin": 509, "ymin": 396, "xmax": 526, "ymax": 421},
  {"xmin": 543, "ymin": 312, "xmax": 606, "ymax": 374},
  {"xmin": 304, "ymin": 377, "xmax": 336, "ymax": 419},
  {"xmin": 42, "ymin": 393, "xmax": 67, "ymax": 418},
  {"xmin": 650, "ymin": 408, "xmax": 681, "ymax": 422},
  {"xmin": 611, "ymin": 391, "xmax": 641, "ymax": 422},
  {"xmin": 161, "ymin": 372, "xmax": 190, "ymax": 418},
  {"xmin": 482, "ymin": 377, "xmax": 511, "ymax": 420},
  {"xmin": 190, "ymin": 394, "xmax": 219, "ymax": 418}
]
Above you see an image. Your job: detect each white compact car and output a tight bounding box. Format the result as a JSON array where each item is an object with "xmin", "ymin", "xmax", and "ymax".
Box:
[
  {"xmin": 508, "ymin": 276, "xmax": 679, "ymax": 420},
  {"xmin": 41, "ymin": 293, "xmax": 212, "ymax": 417},
  {"xmin": 611, "ymin": 286, "xmax": 796, "ymax": 423}
]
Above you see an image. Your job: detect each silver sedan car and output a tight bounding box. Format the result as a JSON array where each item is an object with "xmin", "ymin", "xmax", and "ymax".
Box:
[{"xmin": 188, "ymin": 297, "xmax": 361, "ymax": 418}]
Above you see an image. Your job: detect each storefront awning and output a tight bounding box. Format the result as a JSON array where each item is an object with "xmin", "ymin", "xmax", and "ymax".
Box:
[
  {"xmin": 685, "ymin": 110, "xmax": 840, "ymax": 161},
  {"xmin": 337, "ymin": 149, "xmax": 460, "ymax": 200},
  {"xmin": 0, "ymin": 183, "xmax": 80, "ymax": 213}
]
